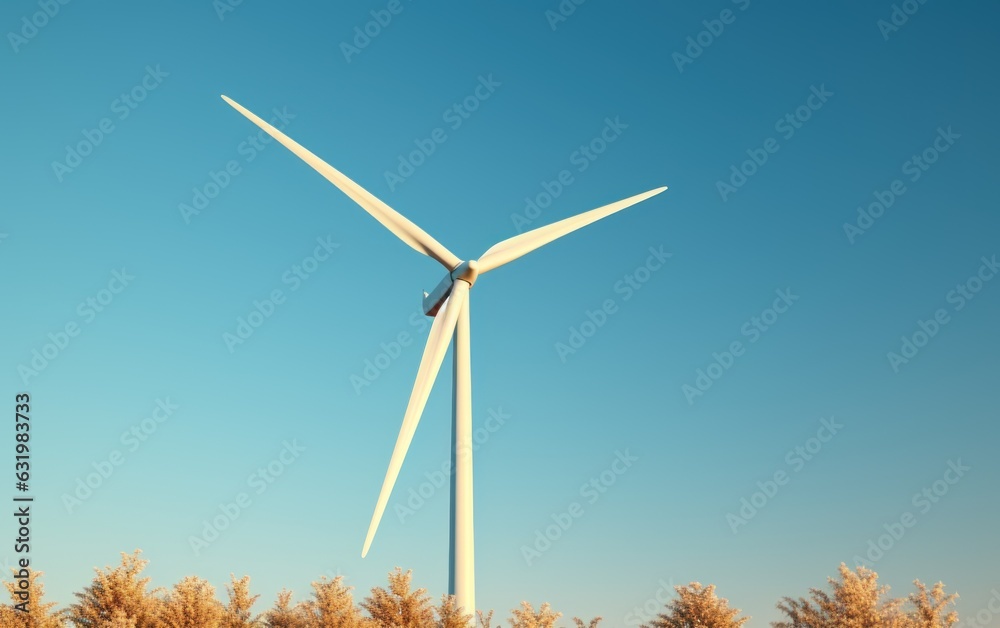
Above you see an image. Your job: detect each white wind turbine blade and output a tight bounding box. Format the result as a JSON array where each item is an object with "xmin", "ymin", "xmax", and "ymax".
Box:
[
  {"xmin": 221, "ymin": 96, "xmax": 461, "ymax": 270},
  {"xmin": 477, "ymin": 186, "xmax": 667, "ymax": 274},
  {"xmin": 361, "ymin": 281, "xmax": 470, "ymax": 557}
]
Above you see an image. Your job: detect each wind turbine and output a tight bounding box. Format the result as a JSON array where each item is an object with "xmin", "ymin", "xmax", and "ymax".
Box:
[{"xmin": 222, "ymin": 95, "xmax": 666, "ymax": 620}]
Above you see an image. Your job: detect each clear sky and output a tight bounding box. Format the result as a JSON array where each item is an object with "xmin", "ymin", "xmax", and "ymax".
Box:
[{"xmin": 2, "ymin": 1, "xmax": 998, "ymax": 625}]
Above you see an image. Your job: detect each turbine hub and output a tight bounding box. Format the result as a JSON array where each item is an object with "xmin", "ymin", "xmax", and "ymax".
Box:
[{"xmin": 451, "ymin": 259, "xmax": 479, "ymax": 287}]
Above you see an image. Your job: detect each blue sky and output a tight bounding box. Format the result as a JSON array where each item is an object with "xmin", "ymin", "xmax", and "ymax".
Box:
[{"xmin": 1, "ymin": 0, "xmax": 998, "ymax": 624}]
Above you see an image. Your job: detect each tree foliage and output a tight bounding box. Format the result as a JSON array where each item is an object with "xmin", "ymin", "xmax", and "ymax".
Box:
[
  {"xmin": 68, "ymin": 550, "xmax": 162, "ymax": 628},
  {"xmin": 903, "ymin": 580, "xmax": 958, "ymax": 628},
  {"xmin": 507, "ymin": 601, "xmax": 561, "ymax": 628},
  {"xmin": 20, "ymin": 550, "xmax": 962, "ymax": 628},
  {"xmin": 157, "ymin": 575, "xmax": 225, "ymax": 628},
  {"xmin": 477, "ymin": 609, "xmax": 494, "ymax": 628},
  {"xmin": 263, "ymin": 590, "xmax": 309, "ymax": 628},
  {"xmin": 435, "ymin": 595, "xmax": 473, "ymax": 628},
  {"xmin": 300, "ymin": 576, "xmax": 372, "ymax": 628},
  {"xmin": 0, "ymin": 568, "xmax": 66, "ymax": 627},
  {"xmin": 361, "ymin": 568, "xmax": 435, "ymax": 627},
  {"xmin": 104, "ymin": 609, "xmax": 138, "ymax": 628},
  {"xmin": 223, "ymin": 574, "xmax": 261, "ymax": 628},
  {"xmin": 772, "ymin": 563, "xmax": 948, "ymax": 628},
  {"xmin": 642, "ymin": 582, "xmax": 749, "ymax": 628}
]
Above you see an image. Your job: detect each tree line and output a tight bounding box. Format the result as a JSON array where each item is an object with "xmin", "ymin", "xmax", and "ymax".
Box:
[{"xmin": 0, "ymin": 551, "xmax": 959, "ymax": 627}]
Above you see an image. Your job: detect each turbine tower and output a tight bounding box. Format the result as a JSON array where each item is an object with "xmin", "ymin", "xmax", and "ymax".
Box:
[{"xmin": 222, "ymin": 95, "xmax": 666, "ymax": 621}]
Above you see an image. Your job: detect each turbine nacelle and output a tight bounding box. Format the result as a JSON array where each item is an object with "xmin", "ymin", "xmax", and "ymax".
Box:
[
  {"xmin": 452, "ymin": 259, "xmax": 480, "ymax": 286},
  {"xmin": 423, "ymin": 259, "xmax": 480, "ymax": 317}
]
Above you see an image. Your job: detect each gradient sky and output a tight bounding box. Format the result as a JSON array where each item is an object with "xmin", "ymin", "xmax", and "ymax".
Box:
[{"xmin": 2, "ymin": 1, "xmax": 999, "ymax": 625}]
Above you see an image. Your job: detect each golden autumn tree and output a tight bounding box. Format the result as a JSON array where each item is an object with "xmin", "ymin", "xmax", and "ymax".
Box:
[
  {"xmin": 774, "ymin": 563, "xmax": 907, "ymax": 628},
  {"xmin": 223, "ymin": 574, "xmax": 262, "ymax": 628},
  {"xmin": 903, "ymin": 580, "xmax": 958, "ymax": 628},
  {"xmin": 299, "ymin": 575, "xmax": 372, "ymax": 628},
  {"xmin": 68, "ymin": 550, "xmax": 163, "ymax": 627},
  {"xmin": 434, "ymin": 595, "xmax": 473, "ymax": 628},
  {"xmin": 157, "ymin": 575, "xmax": 225, "ymax": 628},
  {"xmin": 105, "ymin": 609, "xmax": 138, "ymax": 627},
  {"xmin": 477, "ymin": 610, "xmax": 495, "ymax": 628},
  {"xmin": 0, "ymin": 567, "xmax": 66, "ymax": 627},
  {"xmin": 643, "ymin": 582, "xmax": 748, "ymax": 628},
  {"xmin": 508, "ymin": 601, "xmax": 561, "ymax": 628},
  {"xmin": 572, "ymin": 618, "xmax": 603, "ymax": 628},
  {"xmin": 263, "ymin": 589, "xmax": 309, "ymax": 628},
  {"xmin": 361, "ymin": 568, "xmax": 434, "ymax": 627}
]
